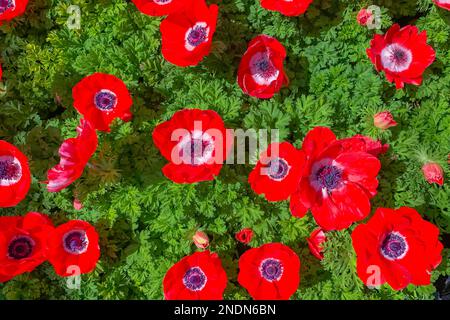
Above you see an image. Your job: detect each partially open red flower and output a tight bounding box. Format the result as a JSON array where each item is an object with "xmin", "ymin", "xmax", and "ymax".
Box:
[
  {"xmin": 72, "ymin": 73, "xmax": 133, "ymax": 132},
  {"xmin": 289, "ymin": 127, "xmax": 381, "ymax": 231},
  {"xmin": 260, "ymin": 0, "xmax": 313, "ymax": 16},
  {"xmin": 367, "ymin": 24, "xmax": 436, "ymax": 89},
  {"xmin": 152, "ymin": 109, "xmax": 233, "ymax": 183},
  {"xmin": 249, "ymin": 142, "xmax": 305, "ymax": 201},
  {"xmin": 238, "ymin": 243, "xmax": 300, "ymax": 300},
  {"xmin": 47, "ymin": 119, "xmax": 98, "ymax": 192},
  {"xmin": 193, "ymin": 230, "xmax": 209, "ymax": 249},
  {"xmin": 0, "ymin": 212, "xmax": 54, "ymax": 282},
  {"xmin": 237, "ymin": 35, "xmax": 289, "ymax": 99},
  {"xmin": 357, "ymin": 8, "xmax": 373, "ymax": 26},
  {"xmin": 422, "ymin": 162, "xmax": 444, "ymax": 186},
  {"xmin": 0, "ymin": 140, "xmax": 31, "ymax": 208},
  {"xmin": 131, "ymin": 0, "xmax": 186, "ymax": 16},
  {"xmin": 163, "ymin": 250, "xmax": 228, "ymax": 300},
  {"xmin": 46, "ymin": 220, "xmax": 100, "ymax": 277},
  {"xmin": 434, "ymin": 0, "xmax": 450, "ymax": 10},
  {"xmin": 160, "ymin": 0, "xmax": 218, "ymax": 67},
  {"xmin": 374, "ymin": 111, "xmax": 397, "ymax": 130},
  {"xmin": 352, "ymin": 207, "xmax": 443, "ymax": 291},
  {"xmin": 235, "ymin": 228, "xmax": 253, "ymax": 244},
  {"xmin": 0, "ymin": 0, "xmax": 28, "ymax": 22},
  {"xmin": 307, "ymin": 228, "xmax": 326, "ymax": 260}
]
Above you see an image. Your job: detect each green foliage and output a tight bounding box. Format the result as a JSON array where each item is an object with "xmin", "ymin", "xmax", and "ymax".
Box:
[{"xmin": 0, "ymin": 0, "xmax": 449, "ymax": 300}]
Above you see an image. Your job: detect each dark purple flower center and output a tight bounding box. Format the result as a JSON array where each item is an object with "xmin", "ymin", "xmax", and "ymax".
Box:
[
  {"xmin": 0, "ymin": 0, "xmax": 14, "ymax": 14},
  {"xmin": 259, "ymin": 258, "xmax": 283, "ymax": 282},
  {"xmin": 187, "ymin": 25, "xmax": 208, "ymax": 48},
  {"xmin": 316, "ymin": 165, "xmax": 342, "ymax": 191},
  {"xmin": 94, "ymin": 90, "xmax": 117, "ymax": 111},
  {"xmin": 183, "ymin": 267, "xmax": 207, "ymax": 291},
  {"xmin": 179, "ymin": 133, "xmax": 214, "ymax": 165},
  {"xmin": 380, "ymin": 232, "xmax": 408, "ymax": 261},
  {"xmin": 63, "ymin": 230, "xmax": 89, "ymax": 255},
  {"xmin": 154, "ymin": 0, "xmax": 172, "ymax": 4},
  {"xmin": 267, "ymin": 158, "xmax": 289, "ymax": 181},
  {"xmin": 0, "ymin": 156, "xmax": 22, "ymax": 185},
  {"xmin": 250, "ymin": 53, "xmax": 278, "ymax": 82},
  {"xmin": 8, "ymin": 236, "xmax": 34, "ymax": 260},
  {"xmin": 393, "ymin": 49, "xmax": 407, "ymax": 64}
]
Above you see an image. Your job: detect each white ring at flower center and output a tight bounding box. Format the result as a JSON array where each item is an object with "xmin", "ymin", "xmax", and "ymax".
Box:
[{"xmin": 380, "ymin": 43, "xmax": 413, "ymax": 73}]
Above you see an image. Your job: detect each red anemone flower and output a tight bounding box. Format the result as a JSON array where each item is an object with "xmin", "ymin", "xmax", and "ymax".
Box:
[
  {"xmin": 0, "ymin": 212, "xmax": 54, "ymax": 282},
  {"xmin": 0, "ymin": 140, "xmax": 31, "ymax": 208},
  {"xmin": 0, "ymin": 0, "xmax": 28, "ymax": 22},
  {"xmin": 434, "ymin": 0, "xmax": 450, "ymax": 10},
  {"xmin": 248, "ymin": 142, "xmax": 305, "ymax": 201},
  {"xmin": 289, "ymin": 127, "xmax": 381, "ymax": 231},
  {"xmin": 163, "ymin": 250, "xmax": 228, "ymax": 300},
  {"xmin": 152, "ymin": 109, "xmax": 233, "ymax": 183},
  {"xmin": 46, "ymin": 220, "xmax": 100, "ymax": 277},
  {"xmin": 307, "ymin": 228, "xmax": 326, "ymax": 260},
  {"xmin": 46, "ymin": 119, "xmax": 98, "ymax": 192},
  {"xmin": 238, "ymin": 243, "xmax": 300, "ymax": 300},
  {"xmin": 160, "ymin": 0, "xmax": 219, "ymax": 67},
  {"xmin": 72, "ymin": 73, "xmax": 133, "ymax": 132},
  {"xmin": 367, "ymin": 24, "xmax": 436, "ymax": 89},
  {"xmin": 131, "ymin": 0, "xmax": 186, "ymax": 16},
  {"xmin": 260, "ymin": 0, "xmax": 313, "ymax": 16},
  {"xmin": 352, "ymin": 207, "xmax": 443, "ymax": 291},
  {"xmin": 237, "ymin": 35, "xmax": 288, "ymax": 99}
]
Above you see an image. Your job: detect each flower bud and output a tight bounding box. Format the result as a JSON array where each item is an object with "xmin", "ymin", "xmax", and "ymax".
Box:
[
  {"xmin": 307, "ymin": 228, "xmax": 327, "ymax": 260},
  {"xmin": 357, "ymin": 8, "xmax": 373, "ymax": 26},
  {"xmin": 73, "ymin": 198, "xmax": 83, "ymax": 211},
  {"xmin": 235, "ymin": 228, "xmax": 254, "ymax": 244},
  {"xmin": 193, "ymin": 231, "xmax": 209, "ymax": 249},
  {"xmin": 422, "ymin": 162, "xmax": 444, "ymax": 186},
  {"xmin": 373, "ymin": 111, "xmax": 398, "ymax": 130}
]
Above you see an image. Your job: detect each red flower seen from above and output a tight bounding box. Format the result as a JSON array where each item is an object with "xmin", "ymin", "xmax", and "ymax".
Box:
[
  {"xmin": 46, "ymin": 119, "xmax": 98, "ymax": 192},
  {"xmin": 422, "ymin": 162, "xmax": 444, "ymax": 186},
  {"xmin": 163, "ymin": 250, "xmax": 228, "ymax": 300},
  {"xmin": 152, "ymin": 108, "xmax": 233, "ymax": 184},
  {"xmin": 248, "ymin": 142, "xmax": 305, "ymax": 202},
  {"xmin": 238, "ymin": 242, "xmax": 300, "ymax": 300},
  {"xmin": 434, "ymin": 0, "xmax": 450, "ymax": 10},
  {"xmin": 235, "ymin": 228, "xmax": 254, "ymax": 245},
  {"xmin": 0, "ymin": 212, "xmax": 54, "ymax": 283},
  {"xmin": 0, "ymin": 0, "xmax": 28, "ymax": 22},
  {"xmin": 46, "ymin": 220, "xmax": 100, "ymax": 277},
  {"xmin": 307, "ymin": 228, "xmax": 327, "ymax": 260},
  {"xmin": 131, "ymin": 0, "xmax": 186, "ymax": 16},
  {"xmin": 352, "ymin": 207, "xmax": 443, "ymax": 291},
  {"xmin": 260, "ymin": 0, "xmax": 313, "ymax": 16},
  {"xmin": 160, "ymin": 0, "xmax": 219, "ymax": 67},
  {"xmin": 367, "ymin": 24, "xmax": 436, "ymax": 89},
  {"xmin": 72, "ymin": 73, "xmax": 133, "ymax": 132},
  {"xmin": 0, "ymin": 140, "xmax": 31, "ymax": 208},
  {"xmin": 289, "ymin": 127, "xmax": 381, "ymax": 231},
  {"xmin": 237, "ymin": 35, "xmax": 289, "ymax": 99}
]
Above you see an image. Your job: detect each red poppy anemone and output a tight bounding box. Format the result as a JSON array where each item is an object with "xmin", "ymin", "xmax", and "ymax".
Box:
[
  {"xmin": 248, "ymin": 142, "xmax": 305, "ymax": 201},
  {"xmin": 131, "ymin": 0, "xmax": 186, "ymax": 16},
  {"xmin": 289, "ymin": 127, "xmax": 381, "ymax": 231},
  {"xmin": 46, "ymin": 119, "xmax": 98, "ymax": 192},
  {"xmin": 46, "ymin": 220, "xmax": 100, "ymax": 277},
  {"xmin": 0, "ymin": 212, "xmax": 54, "ymax": 282},
  {"xmin": 352, "ymin": 207, "xmax": 443, "ymax": 291},
  {"xmin": 152, "ymin": 109, "xmax": 233, "ymax": 183},
  {"xmin": 163, "ymin": 251, "xmax": 228, "ymax": 300},
  {"xmin": 367, "ymin": 24, "xmax": 436, "ymax": 89},
  {"xmin": 434, "ymin": 0, "xmax": 450, "ymax": 10},
  {"xmin": 307, "ymin": 228, "xmax": 326, "ymax": 260},
  {"xmin": 0, "ymin": 0, "xmax": 28, "ymax": 22},
  {"xmin": 237, "ymin": 35, "xmax": 289, "ymax": 99},
  {"xmin": 0, "ymin": 140, "xmax": 31, "ymax": 208},
  {"xmin": 72, "ymin": 73, "xmax": 133, "ymax": 132},
  {"xmin": 238, "ymin": 243, "xmax": 300, "ymax": 300},
  {"xmin": 260, "ymin": 0, "xmax": 313, "ymax": 16},
  {"xmin": 235, "ymin": 228, "xmax": 254, "ymax": 245},
  {"xmin": 160, "ymin": 0, "xmax": 219, "ymax": 67}
]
